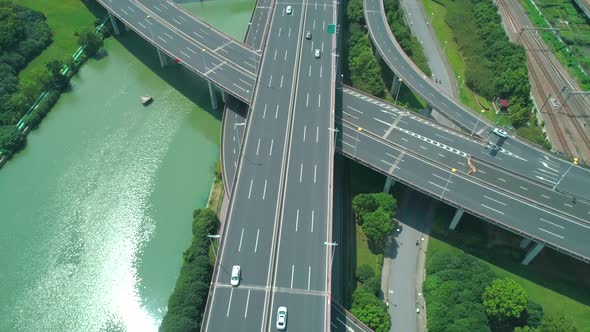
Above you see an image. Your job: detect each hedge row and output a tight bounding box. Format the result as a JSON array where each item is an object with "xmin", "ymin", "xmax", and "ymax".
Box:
[{"xmin": 159, "ymin": 208, "xmax": 218, "ymax": 332}]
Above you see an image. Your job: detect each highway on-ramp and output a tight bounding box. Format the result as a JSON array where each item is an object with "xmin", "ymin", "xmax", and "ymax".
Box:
[{"xmin": 362, "ymin": 0, "xmax": 590, "ymax": 200}]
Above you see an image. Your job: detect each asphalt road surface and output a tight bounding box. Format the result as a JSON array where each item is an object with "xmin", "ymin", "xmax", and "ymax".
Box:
[{"xmin": 203, "ymin": 1, "xmax": 311, "ymax": 330}]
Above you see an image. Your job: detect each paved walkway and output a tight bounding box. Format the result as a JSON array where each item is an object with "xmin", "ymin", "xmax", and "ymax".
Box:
[
  {"xmin": 400, "ymin": 0, "xmax": 460, "ymax": 129},
  {"xmin": 382, "ymin": 188, "xmax": 437, "ymax": 332}
]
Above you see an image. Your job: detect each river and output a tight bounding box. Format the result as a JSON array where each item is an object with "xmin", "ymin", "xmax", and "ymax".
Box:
[{"xmin": 0, "ymin": 1, "xmax": 252, "ymax": 331}]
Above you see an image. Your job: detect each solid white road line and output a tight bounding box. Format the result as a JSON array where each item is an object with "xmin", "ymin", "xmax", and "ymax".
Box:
[
  {"xmin": 255, "ymin": 228, "xmax": 260, "ymax": 252},
  {"xmin": 316, "ymin": 127, "xmax": 319, "ymax": 143},
  {"xmin": 539, "ymin": 218, "xmax": 564, "ymax": 229},
  {"xmin": 300, "ymin": 163, "xmax": 303, "ymax": 182},
  {"xmin": 303, "ymin": 125, "xmax": 307, "ymax": 142},
  {"xmin": 269, "ymin": 139, "xmax": 274, "ymax": 156},
  {"xmin": 538, "ymin": 227, "xmax": 564, "ymax": 239},
  {"xmin": 484, "ymin": 195, "xmax": 506, "ymax": 206},
  {"xmin": 256, "ymin": 138, "xmax": 261, "ymax": 155},
  {"xmin": 244, "ymin": 289, "xmax": 251, "ymax": 317},
  {"xmin": 314, "ymin": 164, "xmax": 317, "ymax": 183},
  {"xmin": 248, "ymin": 179, "xmax": 253, "ymax": 199},
  {"xmin": 263, "ymin": 179, "xmax": 268, "ymax": 200},
  {"xmin": 238, "ymin": 228, "xmax": 244, "ymax": 252},
  {"xmin": 481, "ymin": 204, "xmax": 504, "ymax": 215},
  {"xmin": 226, "ymin": 287, "xmax": 234, "ymax": 317}
]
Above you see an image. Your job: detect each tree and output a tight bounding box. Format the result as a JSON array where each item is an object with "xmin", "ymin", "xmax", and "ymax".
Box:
[
  {"xmin": 46, "ymin": 59, "xmax": 68, "ymax": 91},
  {"xmin": 0, "ymin": 125, "xmax": 23, "ymax": 152},
  {"xmin": 482, "ymin": 278, "xmax": 528, "ymax": 323},
  {"xmin": 355, "ymin": 264, "xmax": 375, "ymax": 283},
  {"xmin": 521, "ymin": 301, "xmax": 544, "ymax": 328},
  {"xmin": 0, "ymin": 0, "xmax": 24, "ymax": 50},
  {"xmin": 78, "ymin": 29, "xmax": 103, "ymax": 57},
  {"xmin": 362, "ymin": 208, "xmax": 394, "ymax": 250},
  {"xmin": 352, "ymin": 193, "xmax": 378, "ymax": 224},
  {"xmin": 537, "ymin": 314, "xmax": 577, "ymax": 332}
]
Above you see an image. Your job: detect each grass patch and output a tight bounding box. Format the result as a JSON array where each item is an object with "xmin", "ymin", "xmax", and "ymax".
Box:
[
  {"xmin": 428, "ymin": 205, "xmax": 590, "ymax": 331},
  {"xmin": 421, "ymin": 0, "xmax": 509, "ymax": 126},
  {"xmin": 207, "ymin": 179, "xmax": 224, "ymax": 216},
  {"xmin": 17, "ymin": 0, "xmax": 97, "ymax": 84},
  {"xmin": 356, "ymin": 224, "xmax": 381, "ymax": 276}
]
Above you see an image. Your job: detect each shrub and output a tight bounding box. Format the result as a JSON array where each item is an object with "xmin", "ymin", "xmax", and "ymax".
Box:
[{"xmin": 356, "ymin": 264, "xmax": 375, "ymax": 283}]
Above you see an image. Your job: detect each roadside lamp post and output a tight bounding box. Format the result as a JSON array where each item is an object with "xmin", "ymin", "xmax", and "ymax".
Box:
[
  {"xmin": 394, "ymin": 78, "xmax": 403, "ymax": 106},
  {"xmin": 354, "ymin": 127, "xmax": 363, "ymax": 157},
  {"xmin": 553, "ymin": 157, "xmax": 578, "ymax": 191},
  {"xmin": 471, "ymin": 109, "xmax": 485, "ymax": 137},
  {"xmin": 429, "ymin": 12, "xmax": 434, "ymax": 25},
  {"xmin": 202, "ymin": 48, "xmax": 207, "ymax": 74},
  {"xmin": 457, "ymin": 75, "xmax": 464, "ymax": 89},
  {"xmin": 324, "ymin": 242, "xmax": 338, "ymax": 272},
  {"xmin": 146, "ymin": 15, "xmax": 155, "ymax": 42},
  {"xmin": 443, "ymin": 40, "xmax": 448, "ymax": 53},
  {"xmin": 440, "ymin": 168, "xmax": 456, "ymax": 199},
  {"xmin": 207, "ymin": 234, "xmax": 221, "ymax": 260}
]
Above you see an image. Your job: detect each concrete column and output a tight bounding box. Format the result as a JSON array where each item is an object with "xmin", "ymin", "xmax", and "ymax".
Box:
[
  {"xmin": 221, "ymin": 90, "xmax": 229, "ymax": 104},
  {"xmin": 124, "ymin": 23, "xmax": 130, "ymax": 32},
  {"xmin": 448, "ymin": 208, "xmax": 464, "ymax": 230},
  {"xmin": 390, "ymin": 74, "xmax": 401, "ymax": 96},
  {"xmin": 208, "ymin": 81, "xmax": 219, "ymax": 110},
  {"xmin": 383, "ymin": 177, "xmax": 396, "ymax": 193},
  {"xmin": 419, "ymin": 106, "xmax": 433, "ymax": 118},
  {"xmin": 157, "ymin": 48, "xmax": 167, "ymax": 68},
  {"xmin": 522, "ymin": 242, "xmax": 544, "ymax": 265},
  {"xmin": 108, "ymin": 12, "xmax": 120, "ymax": 35},
  {"xmin": 519, "ymin": 237, "xmax": 532, "ymax": 249}
]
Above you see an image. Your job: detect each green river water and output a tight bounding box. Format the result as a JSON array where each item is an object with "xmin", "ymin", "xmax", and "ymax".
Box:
[{"xmin": 0, "ymin": 1, "xmax": 253, "ymax": 330}]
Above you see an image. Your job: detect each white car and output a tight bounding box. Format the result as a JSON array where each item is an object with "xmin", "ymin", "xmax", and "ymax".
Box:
[
  {"xmin": 492, "ymin": 127, "xmax": 508, "ymax": 139},
  {"xmin": 314, "ymin": 49, "xmax": 321, "ymax": 58},
  {"xmin": 285, "ymin": 5, "xmax": 292, "ymax": 14},
  {"xmin": 276, "ymin": 306, "xmax": 287, "ymax": 330},
  {"xmin": 230, "ymin": 265, "xmax": 241, "ymax": 287}
]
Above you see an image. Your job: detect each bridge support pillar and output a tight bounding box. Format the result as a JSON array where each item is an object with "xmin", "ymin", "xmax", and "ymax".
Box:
[
  {"xmin": 522, "ymin": 242, "xmax": 544, "ymax": 265},
  {"xmin": 449, "ymin": 208, "xmax": 464, "ymax": 230},
  {"xmin": 383, "ymin": 177, "xmax": 396, "ymax": 193},
  {"xmin": 221, "ymin": 90, "xmax": 229, "ymax": 104},
  {"xmin": 157, "ymin": 48, "xmax": 168, "ymax": 68},
  {"xmin": 519, "ymin": 237, "xmax": 532, "ymax": 249},
  {"xmin": 108, "ymin": 11, "xmax": 120, "ymax": 35},
  {"xmin": 208, "ymin": 81, "xmax": 219, "ymax": 110}
]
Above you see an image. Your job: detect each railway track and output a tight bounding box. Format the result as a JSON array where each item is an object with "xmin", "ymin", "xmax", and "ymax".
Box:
[{"xmin": 497, "ymin": 0, "xmax": 590, "ymax": 162}]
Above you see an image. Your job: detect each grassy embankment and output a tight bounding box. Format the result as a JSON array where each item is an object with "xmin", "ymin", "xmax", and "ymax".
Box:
[
  {"xmin": 17, "ymin": 0, "xmax": 98, "ymax": 85},
  {"xmin": 421, "ymin": 0, "xmax": 501, "ymax": 125},
  {"xmin": 428, "ymin": 206, "xmax": 590, "ymax": 331}
]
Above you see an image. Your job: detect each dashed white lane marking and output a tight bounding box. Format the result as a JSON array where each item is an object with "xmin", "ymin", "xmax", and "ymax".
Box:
[
  {"xmin": 538, "ymin": 227, "xmax": 564, "ymax": 239},
  {"xmin": 540, "ymin": 218, "xmax": 564, "ymax": 229},
  {"xmin": 481, "ymin": 204, "xmax": 504, "ymax": 215}
]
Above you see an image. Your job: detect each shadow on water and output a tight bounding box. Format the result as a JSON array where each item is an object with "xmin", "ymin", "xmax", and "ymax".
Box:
[
  {"xmin": 113, "ymin": 32, "xmax": 222, "ymax": 121},
  {"xmin": 81, "ymin": 1, "xmax": 222, "ymax": 121}
]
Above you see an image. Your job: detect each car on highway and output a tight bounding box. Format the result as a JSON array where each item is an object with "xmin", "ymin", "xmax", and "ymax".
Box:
[
  {"xmin": 492, "ymin": 128, "xmax": 508, "ymax": 139},
  {"xmin": 285, "ymin": 5, "xmax": 292, "ymax": 14},
  {"xmin": 305, "ymin": 31, "xmax": 312, "ymax": 40},
  {"xmin": 314, "ymin": 49, "xmax": 321, "ymax": 58},
  {"xmin": 276, "ymin": 306, "xmax": 288, "ymax": 330},
  {"xmin": 230, "ymin": 265, "xmax": 241, "ymax": 286}
]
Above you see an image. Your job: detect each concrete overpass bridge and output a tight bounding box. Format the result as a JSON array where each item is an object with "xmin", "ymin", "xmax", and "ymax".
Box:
[{"xmin": 94, "ymin": 0, "xmax": 590, "ymax": 330}]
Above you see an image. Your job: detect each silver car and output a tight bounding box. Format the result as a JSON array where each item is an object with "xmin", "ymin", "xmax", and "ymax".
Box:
[
  {"xmin": 492, "ymin": 128, "xmax": 508, "ymax": 139},
  {"xmin": 230, "ymin": 265, "xmax": 241, "ymax": 287},
  {"xmin": 276, "ymin": 306, "xmax": 287, "ymax": 330}
]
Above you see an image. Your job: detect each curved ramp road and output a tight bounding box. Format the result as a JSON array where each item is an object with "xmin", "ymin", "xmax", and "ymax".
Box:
[
  {"xmin": 362, "ymin": 0, "xmax": 590, "ymax": 200},
  {"xmin": 97, "ymin": 0, "xmax": 258, "ymax": 102}
]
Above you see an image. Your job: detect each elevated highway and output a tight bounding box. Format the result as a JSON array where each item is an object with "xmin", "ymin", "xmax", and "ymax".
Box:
[
  {"xmin": 97, "ymin": 0, "xmax": 259, "ymax": 102},
  {"xmin": 92, "ymin": 0, "xmax": 590, "ymax": 329},
  {"xmin": 362, "ymin": 0, "xmax": 590, "ymax": 201}
]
